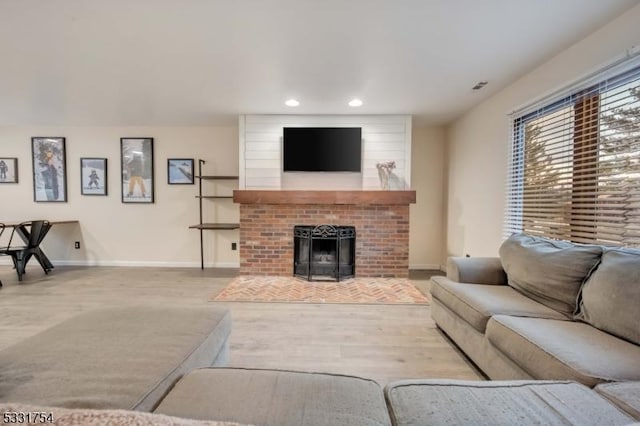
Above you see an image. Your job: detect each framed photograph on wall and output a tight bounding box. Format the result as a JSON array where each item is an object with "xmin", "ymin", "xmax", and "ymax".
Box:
[
  {"xmin": 121, "ymin": 137, "xmax": 154, "ymax": 203},
  {"xmin": 81, "ymin": 158, "xmax": 108, "ymax": 196},
  {"xmin": 31, "ymin": 137, "xmax": 67, "ymax": 202},
  {"xmin": 167, "ymin": 158, "xmax": 194, "ymax": 184},
  {"xmin": 0, "ymin": 157, "xmax": 18, "ymax": 183}
]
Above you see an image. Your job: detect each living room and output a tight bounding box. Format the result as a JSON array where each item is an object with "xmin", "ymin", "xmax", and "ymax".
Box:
[{"xmin": 1, "ymin": 1, "xmax": 640, "ymax": 425}]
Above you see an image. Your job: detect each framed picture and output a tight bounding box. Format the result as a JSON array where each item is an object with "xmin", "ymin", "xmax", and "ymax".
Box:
[
  {"xmin": 31, "ymin": 137, "xmax": 67, "ymax": 202},
  {"xmin": 81, "ymin": 158, "xmax": 108, "ymax": 196},
  {"xmin": 168, "ymin": 158, "xmax": 194, "ymax": 184},
  {"xmin": 0, "ymin": 157, "xmax": 18, "ymax": 183},
  {"xmin": 121, "ymin": 137, "xmax": 154, "ymax": 203}
]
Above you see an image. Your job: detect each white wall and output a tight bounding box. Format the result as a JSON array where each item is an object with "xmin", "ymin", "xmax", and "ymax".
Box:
[
  {"xmin": 0, "ymin": 125, "xmax": 239, "ymax": 267},
  {"xmin": 444, "ymin": 4, "xmax": 640, "ymax": 261},
  {"xmin": 240, "ymin": 115, "xmax": 412, "ymax": 190},
  {"xmin": 0, "ymin": 122, "xmax": 446, "ymax": 269}
]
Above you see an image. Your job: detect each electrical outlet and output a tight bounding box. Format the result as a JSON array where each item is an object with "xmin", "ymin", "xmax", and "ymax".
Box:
[
  {"xmin": 231, "ymin": 242, "xmax": 237, "ymax": 251},
  {"xmin": 74, "ymin": 241, "xmax": 81, "ymax": 249}
]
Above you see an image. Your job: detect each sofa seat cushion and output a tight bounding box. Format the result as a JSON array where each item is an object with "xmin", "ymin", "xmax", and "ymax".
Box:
[
  {"xmin": 0, "ymin": 306, "xmax": 232, "ymax": 411},
  {"xmin": 486, "ymin": 315, "xmax": 640, "ymax": 387},
  {"xmin": 576, "ymin": 248, "xmax": 640, "ymax": 346},
  {"xmin": 595, "ymin": 382, "xmax": 640, "ymax": 420},
  {"xmin": 0, "ymin": 403, "xmax": 249, "ymax": 426},
  {"xmin": 499, "ymin": 233, "xmax": 602, "ymax": 315},
  {"xmin": 154, "ymin": 367, "xmax": 391, "ymax": 426},
  {"xmin": 384, "ymin": 379, "xmax": 634, "ymax": 426},
  {"xmin": 430, "ymin": 276, "xmax": 567, "ymax": 333}
]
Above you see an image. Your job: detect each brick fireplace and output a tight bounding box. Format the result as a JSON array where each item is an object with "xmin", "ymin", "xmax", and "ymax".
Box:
[{"xmin": 233, "ymin": 190, "xmax": 416, "ymax": 278}]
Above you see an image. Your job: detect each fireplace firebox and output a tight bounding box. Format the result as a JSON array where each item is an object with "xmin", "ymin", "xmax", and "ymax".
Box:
[{"xmin": 293, "ymin": 225, "xmax": 356, "ymax": 281}]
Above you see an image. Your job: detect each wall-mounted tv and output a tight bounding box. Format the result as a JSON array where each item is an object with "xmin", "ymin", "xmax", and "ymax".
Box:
[{"xmin": 283, "ymin": 127, "xmax": 362, "ymax": 172}]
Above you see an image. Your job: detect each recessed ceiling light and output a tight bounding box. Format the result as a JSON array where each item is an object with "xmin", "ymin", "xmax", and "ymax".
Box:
[
  {"xmin": 285, "ymin": 99, "xmax": 300, "ymax": 107},
  {"xmin": 348, "ymin": 98, "xmax": 363, "ymax": 107}
]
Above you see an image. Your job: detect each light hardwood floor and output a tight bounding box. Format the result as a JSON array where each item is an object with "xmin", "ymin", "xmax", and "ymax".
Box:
[{"xmin": 0, "ymin": 266, "xmax": 483, "ymax": 385}]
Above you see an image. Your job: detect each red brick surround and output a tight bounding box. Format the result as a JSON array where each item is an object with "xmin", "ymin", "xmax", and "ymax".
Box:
[{"xmin": 238, "ymin": 204, "xmax": 411, "ymax": 277}]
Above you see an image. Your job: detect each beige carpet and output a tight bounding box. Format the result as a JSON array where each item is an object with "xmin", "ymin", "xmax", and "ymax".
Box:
[{"xmin": 212, "ymin": 275, "xmax": 430, "ymax": 305}]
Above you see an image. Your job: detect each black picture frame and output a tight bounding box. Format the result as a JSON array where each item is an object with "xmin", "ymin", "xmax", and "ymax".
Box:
[
  {"xmin": 31, "ymin": 137, "xmax": 67, "ymax": 202},
  {"xmin": 121, "ymin": 137, "xmax": 154, "ymax": 203},
  {"xmin": 0, "ymin": 157, "xmax": 18, "ymax": 183},
  {"xmin": 167, "ymin": 158, "xmax": 195, "ymax": 184},
  {"xmin": 81, "ymin": 158, "xmax": 108, "ymax": 196}
]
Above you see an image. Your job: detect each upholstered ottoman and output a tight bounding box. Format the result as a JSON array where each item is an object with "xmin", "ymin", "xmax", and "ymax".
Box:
[
  {"xmin": 384, "ymin": 379, "xmax": 635, "ymax": 425},
  {"xmin": 155, "ymin": 367, "xmax": 392, "ymax": 426},
  {"xmin": 0, "ymin": 306, "xmax": 231, "ymax": 411}
]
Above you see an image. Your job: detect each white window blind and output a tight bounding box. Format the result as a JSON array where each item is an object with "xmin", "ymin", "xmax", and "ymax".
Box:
[{"xmin": 505, "ymin": 62, "xmax": 640, "ymax": 247}]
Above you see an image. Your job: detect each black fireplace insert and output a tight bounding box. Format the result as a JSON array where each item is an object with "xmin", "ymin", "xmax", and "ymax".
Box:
[{"xmin": 293, "ymin": 225, "xmax": 356, "ymax": 281}]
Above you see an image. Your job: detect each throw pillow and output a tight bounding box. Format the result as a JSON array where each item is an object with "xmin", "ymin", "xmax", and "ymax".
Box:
[
  {"xmin": 576, "ymin": 248, "xmax": 640, "ymax": 346},
  {"xmin": 499, "ymin": 233, "xmax": 602, "ymax": 316}
]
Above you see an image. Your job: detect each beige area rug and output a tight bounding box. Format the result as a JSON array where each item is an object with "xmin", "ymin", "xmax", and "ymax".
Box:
[{"xmin": 212, "ymin": 275, "xmax": 430, "ymax": 305}]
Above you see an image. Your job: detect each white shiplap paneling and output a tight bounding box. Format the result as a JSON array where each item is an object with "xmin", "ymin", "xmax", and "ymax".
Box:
[{"xmin": 240, "ymin": 115, "xmax": 412, "ymax": 190}]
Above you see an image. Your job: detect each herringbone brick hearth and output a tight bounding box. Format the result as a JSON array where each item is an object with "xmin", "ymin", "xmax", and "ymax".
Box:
[{"xmin": 212, "ymin": 276, "xmax": 430, "ymax": 305}]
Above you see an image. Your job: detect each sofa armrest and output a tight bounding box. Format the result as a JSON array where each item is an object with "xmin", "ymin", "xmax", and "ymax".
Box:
[{"xmin": 446, "ymin": 257, "xmax": 507, "ymax": 285}]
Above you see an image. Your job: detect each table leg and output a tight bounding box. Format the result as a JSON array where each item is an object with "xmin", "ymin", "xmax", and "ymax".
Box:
[{"xmin": 15, "ymin": 224, "xmax": 55, "ymax": 272}]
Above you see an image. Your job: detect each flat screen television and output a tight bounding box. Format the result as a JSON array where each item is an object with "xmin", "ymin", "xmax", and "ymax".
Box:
[{"xmin": 283, "ymin": 127, "xmax": 362, "ymax": 172}]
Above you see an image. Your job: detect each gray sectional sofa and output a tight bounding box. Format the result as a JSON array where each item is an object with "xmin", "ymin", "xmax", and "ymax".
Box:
[
  {"xmin": 431, "ymin": 233, "xmax": 640, "ymax": 386},
  {"xmin": 1, "ymin": 254, "xmax": 640, "ymax": 425},
  {"xmin": 2, "ymin": 369, "xmax": 639, "ymax": 425}
]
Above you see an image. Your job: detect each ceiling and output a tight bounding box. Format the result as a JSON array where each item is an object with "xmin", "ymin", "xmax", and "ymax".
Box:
[{"xmin": 0, "ymin": 0, "xmax": 638, "ymax": 126}]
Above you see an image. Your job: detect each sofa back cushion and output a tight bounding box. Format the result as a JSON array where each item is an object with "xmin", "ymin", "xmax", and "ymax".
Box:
[
  {"xmin": 576, "ymin": 248, "xmax": 640, "ymax": 346},
  {"xmin": 499, "ymin": 233, "xmax": 602, "ymax": 316}
]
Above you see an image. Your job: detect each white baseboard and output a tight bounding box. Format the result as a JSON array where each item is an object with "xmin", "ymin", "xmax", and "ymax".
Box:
[
  {"xmin": 3, "ymin": 259, "xmax": 440, "ymax": 271},
  {"xmin": 409, "ymin": 263, "xmax": 442, "ymax": 271},
  {"xmin": 0, "ymin": 259, "xmax": 240, "ymax": 268}
]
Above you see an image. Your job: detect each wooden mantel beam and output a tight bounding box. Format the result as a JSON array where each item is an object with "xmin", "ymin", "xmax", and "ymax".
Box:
[{"xmin": 233, "ymin": 190, "xmax": 416, "ymax": 205}]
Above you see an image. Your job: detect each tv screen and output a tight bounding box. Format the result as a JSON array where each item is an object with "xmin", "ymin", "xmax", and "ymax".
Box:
[{"xmin": 283, "ymin": 127, "xmax": 362, "ymax": 172}]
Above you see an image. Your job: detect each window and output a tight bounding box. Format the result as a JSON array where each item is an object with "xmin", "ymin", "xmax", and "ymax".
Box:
[{"xmin": 505, "ymin": 62, "xmax": 640, "ymax": 247}]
